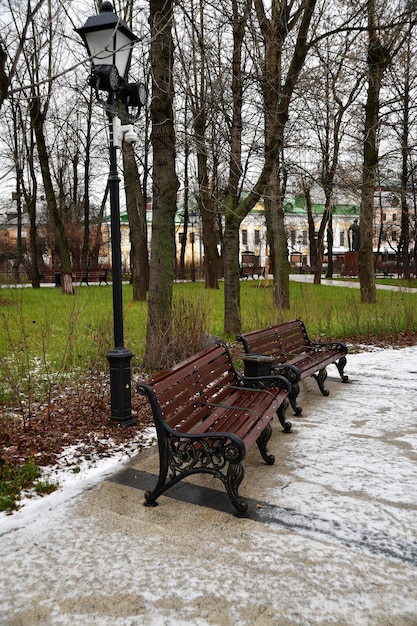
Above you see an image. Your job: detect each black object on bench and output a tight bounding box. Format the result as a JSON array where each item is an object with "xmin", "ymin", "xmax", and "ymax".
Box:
[
  {"xmin": 237, "ymin": 319, "xmax": 348, "ymax": 417},
  {"xmin": 137, "ymin": 342, "xmax": 290, "ymax": 517}
]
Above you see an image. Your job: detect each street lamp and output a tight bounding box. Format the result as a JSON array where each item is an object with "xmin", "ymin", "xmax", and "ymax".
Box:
[
  {"xmin": 189, "ymin": 211, "xmax": 197, "ymax": 282},
  {"xmin": 76, "ymin": 2, "xmax": 146, "ymax": 427}
]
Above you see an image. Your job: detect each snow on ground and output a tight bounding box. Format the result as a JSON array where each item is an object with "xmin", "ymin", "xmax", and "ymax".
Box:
[
  {"xmin": 1, "ymin": 345, "xmax": 417, "ymax": 625},
  {"xmin": 0, "ymin": 427, "xmax": 157, "ymax": 535}
]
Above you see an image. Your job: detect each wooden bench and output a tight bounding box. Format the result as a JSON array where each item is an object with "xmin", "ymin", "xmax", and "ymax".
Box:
[
  {"xmin": 240, "ymin": 253, "xmax": 264, "ymax": 279},
  {"xmin": 137, "ymin": 342, "xmax": 291, "ymax": 517},
  {"xmin": 374, "ymin": 262, "xmax": 403, "ymax": 278},
  {"xmin": 237, "ymin": 319, "xmax": 348, "ymax": 417},
  {"xmin": 40, "ymin": 268, "xmax": 109, "ymax": 286},
  {"xmin": 72, "ymin": 268, "xmax": 109, "ymax": 286},
  {"xmin": 39, "ymin": 269, "xmax": 61, "ymax": 286}
]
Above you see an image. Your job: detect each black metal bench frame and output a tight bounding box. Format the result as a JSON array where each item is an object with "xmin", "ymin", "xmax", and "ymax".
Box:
[
  {"xmin": 237, "ymin": 319, "xmax": 348, "ymax": 417},
  {"xmin": 137, "ymin": 342, "xmax": 290, "ymax": 517}
]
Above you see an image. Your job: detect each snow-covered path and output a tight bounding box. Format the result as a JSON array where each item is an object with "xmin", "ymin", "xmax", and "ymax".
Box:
[{"xmin": 1, "ymin": 346, "xmax": 417, "ymax": 625}]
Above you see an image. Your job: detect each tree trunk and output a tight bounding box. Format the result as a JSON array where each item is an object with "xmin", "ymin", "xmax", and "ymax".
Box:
[
  {"xmin": 26, "ymin": 123, "xmax": 41, "ymax": 288},
  {"xmin": 223, "ymin": 211, "xmax": 242, "ymax": 335},
  {"xmin": 256, "ymin": 0, "xmax": 317, "ymax": 309},
  {"xmin": 223, "ymin": 0, "xmax": 250, "ymax": 332},
  {"xmin": 0, "ymin": 42, "xmax": 9, "ymax": 110},
  {"xmin": 122, "ymin": 142, "xmax": 149, "ymax": 301},
  {"xmin": 30, "ymin": 97, "xmax": 74, "ymax": 294},
  {"xmin": 265, "ymin": 162, "xmax": 290, "ymax": 308},
  {"xmin": 144, "ymin": 0, "xmax": 179, "ymax": 370},
  {"xmin": 359, "ymin": 0, "xmax": 390, "ymax": 303},
  {"xmin": 81, "ymin": 100, "xmax": 92, "ymax": 272}
]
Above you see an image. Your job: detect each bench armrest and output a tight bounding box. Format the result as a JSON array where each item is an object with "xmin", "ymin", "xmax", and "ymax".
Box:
[
  {"xmin": 137, "ymin": 380, "xmax": 246, "ymax": 463},
  {"xmin": 236, "ymin": 334, "xmax": 250, "ymax": 353},
  {"xmin": 269, "ymin": 363, "xmax": 301, "ymax": 383},
  {"xmin": 239, "ymin": 373, "xmax": 291, "ymax": 391},
  {"xmin": 309, "ymin": 340, "xmax": 348, "ymax": 354}
]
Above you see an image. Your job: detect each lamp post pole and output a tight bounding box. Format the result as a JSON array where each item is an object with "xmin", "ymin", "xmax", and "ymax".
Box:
[
  {"xmin": 106, "ymin": 109, "xmax": 134, "ymax": 426},
  {"xmin": 76, "ymin": 2, "xmax": 146, "ymax": 427}
]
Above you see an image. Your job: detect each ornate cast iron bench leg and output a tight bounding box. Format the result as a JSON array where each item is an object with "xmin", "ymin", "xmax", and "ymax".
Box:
[
  {"xmin": 276, "ymin": 398, "xmax": 292, "ymax": 432},
  {"xmin": 288, "ymin": 382, "xmax": 302, "ymax": 416},
  {"xmin": 143, "ymin": 434, "xmax": 170, "ymax": 507},
  {"xmin": 336, "ymin": 356, "xmax": 349, "ymax": 382},
  {"xmin": 225, "ymin": 462, "xmax": 248, "ymax": 518},
  {"xmin": 256, "ymin": 422, "xmax": 275, "ymax": 464},
  {"xmin": 312, "ymin": 368, "xmax": 329, "ymax": 396}
]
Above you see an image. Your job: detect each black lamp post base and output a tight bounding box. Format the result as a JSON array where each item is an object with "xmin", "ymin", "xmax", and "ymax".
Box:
[{"xmin": 107, "ymin": 346, "xmax": 135, "ymax": 426}]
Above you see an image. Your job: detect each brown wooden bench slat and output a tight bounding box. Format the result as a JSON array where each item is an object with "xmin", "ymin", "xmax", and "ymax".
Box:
[
  {"xmin": 237, "ymin": 319, "xmax": 348, "ymax": 417},
  {"xmin": 194, "ymin": 387, "xmax": 277, "ymax": 436},
  {"xmin": 137, "ymin": 342, "xmax": 291, "ymax": 517}
]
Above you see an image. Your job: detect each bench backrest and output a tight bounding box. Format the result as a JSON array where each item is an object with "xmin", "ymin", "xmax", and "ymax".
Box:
[
  {"xmin": 145, "ymin": 343, "xmax": 238, "ymax": 431},
  {"xmin": 241, "ymin": 253, "xmax": 260, "ymax": 267},
  {"xmin": 237, "ymin": 319, "xmax": 310, "ymax": 363}
]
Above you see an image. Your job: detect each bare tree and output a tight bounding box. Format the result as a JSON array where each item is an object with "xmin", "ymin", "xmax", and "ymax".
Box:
[
  {"xmin": 385, "ymin": 19, "xmax": 417, "ymax": 278},
  {"xmin": 247, "ymin": 0, "xmax": 318, "ymax": 313},
  {"xmin": 296, "ymin": 33, "xmax": 364, "ymax": 283},
  {"xmin": 122, "ymin": 142, "xmax": 149, "ymax": 300},
  {"xmin": 26, "ymin": 2, "xmax": 74, "ymax": 293},
  {"xmin": 144, "ymin": 0, "xmax": 179, "ymax": 370},
  {"xmin": 358, "ymin": 0, "xmax": 415, "ymax": 302},
  {"xmin": 0, "ymin": 0, "xmax": 46, "ymax": 110}
]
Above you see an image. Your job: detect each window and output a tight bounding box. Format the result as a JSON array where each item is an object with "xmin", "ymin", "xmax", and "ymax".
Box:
[
  {"xmin": 242, "ymin": 229, "xmax": 248, "ymax": 246},
  {"xmin": 382, "ymin": 213, "xmax": 387, "ymax": 221},
  {"xmin": 302, "ymin": 231, "xmax": 308, "ymax": 245},
  {"xmin": 179, "ymin": 232, "xmax": 184, "ymax": 244},
  {"xmin": 254, "ymin": 230, "xmax": 260, "ymax": 245},
  {"xmin": 392, "ymin": 213, "xmax": 397, "ymax": 221},
  {"xmin": 290, "ymin": 231, "xmax": 296, "ymax": 247},
  {"xmin": 392, "ymin": 230, "xmax": 397, "ymax": 241},
  {"xmin": 340, "ymin": 231, "xmax": 345, "ymax": 247}
]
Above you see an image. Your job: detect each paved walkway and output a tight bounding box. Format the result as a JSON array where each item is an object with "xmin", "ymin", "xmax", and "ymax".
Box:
[
  {"xmin": 1, "ymin": 346, "xmax": 417, "ymax": 625},
  {"xmin": 289, "ymin": 273, "xmax": 417, "ymax": 293}
]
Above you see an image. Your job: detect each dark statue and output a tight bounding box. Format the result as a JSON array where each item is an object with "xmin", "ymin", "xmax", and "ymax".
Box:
[{"xmin": 348, "ymin": 219, "xmax": 360, "ymax": 251}]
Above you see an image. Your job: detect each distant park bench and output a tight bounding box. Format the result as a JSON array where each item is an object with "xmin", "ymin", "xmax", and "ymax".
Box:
[
  {"xmin": 72, "ymin": 268, "xmax": 109, "ymax": 286},
  {"xmin": 237, "ymin": 319, "xmax": 348, "ymax": 417},
  {"xmin": 137, "ymin": 342, "xmax": 291, "ymax": 517},
  {"xmin": 240, "ymin": 253, "xmax": 265, "ymax": 279},
  {"xmin": 374, "ymin": 262, "xmax": 403, "ymax": 278},
  {"xmin": 40, "ymin": 268, "xmax": 109, "ymax": 286}
]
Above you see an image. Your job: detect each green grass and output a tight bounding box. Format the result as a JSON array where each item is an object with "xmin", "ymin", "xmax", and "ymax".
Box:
[
  {"xmin": 0, "ymin": 280, "xmax": 416, "ymax": 373},
  {"xmin": 0, "ymin": 458, "xmax": 58, "ymax": 513},
  {"xmin": 240, "ymin": 280, "xmax": 417, "ymax": 337}
]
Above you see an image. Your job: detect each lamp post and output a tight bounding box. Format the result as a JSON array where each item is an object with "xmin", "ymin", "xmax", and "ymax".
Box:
[
  {"xmin": 189, "ymin": 211, "xmax": 197, "ymax": 282},
  {"xmin": 76, "ymin": 2, "xmax": 146, "ymax": 427}
]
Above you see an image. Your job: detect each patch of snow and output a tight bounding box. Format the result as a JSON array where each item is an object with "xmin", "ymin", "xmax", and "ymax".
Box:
[{"xmin": 0, "ymin": 426, "xmax": 156, "ymax": 534}]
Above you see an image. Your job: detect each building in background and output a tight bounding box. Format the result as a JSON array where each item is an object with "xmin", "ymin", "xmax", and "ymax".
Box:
[{"xmin": 3, "ymin": 186, "xmax": 415, "ymax": 279}]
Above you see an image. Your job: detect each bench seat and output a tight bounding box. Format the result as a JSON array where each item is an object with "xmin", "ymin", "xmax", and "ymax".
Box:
[{"xmin": 137, "ymin": 342, "xmax": 290, "ymax": 517}]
